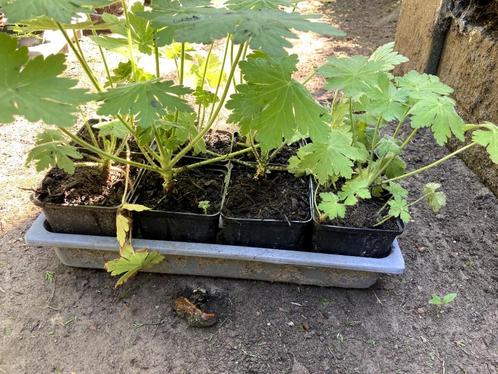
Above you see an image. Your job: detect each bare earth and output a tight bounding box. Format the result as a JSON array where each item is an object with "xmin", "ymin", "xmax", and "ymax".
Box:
[{"xmin": 1, "ymin": 1, "xmax": 497, "ymax": 373}]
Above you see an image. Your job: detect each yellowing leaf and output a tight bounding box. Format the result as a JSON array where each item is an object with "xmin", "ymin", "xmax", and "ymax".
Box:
[
  {"xmin": 116, "ymin": 213, "xmax": 130, "ymax": 248},
  {"xmin": 105, "ymin": 245, "xmax": 165, "ymax": 287},
  {"xmin": 121, "ymin": 203, "xmax": 151, "ymax": 212}
]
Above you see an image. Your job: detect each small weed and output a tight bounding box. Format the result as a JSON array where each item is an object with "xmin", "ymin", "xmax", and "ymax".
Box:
[
  {"xmin": 198, "ymin": 200, "xmax": 211, "ymax": 215},
  {"xmin": 45, "ymin": 271, "xmax": 55, "ymax": 283},
  {"xmin": 429, "ymin": 293, "xmax": 457, "ymax": 306},
  {"xmin": 319, "ymin": 297, "xmax": 330, "ymax": 306}
]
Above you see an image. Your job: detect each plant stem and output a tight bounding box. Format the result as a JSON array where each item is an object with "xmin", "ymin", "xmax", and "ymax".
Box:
[
  {"xmin": 91, "ymin": 30, "xmax": 114, "ymax": 87},
  {"xmin": 57, "ymin": 22, "xmax": 103, "ymax": 92},
  {"xmin": 268, "ymin": 141, "xmax": 287, "ymax": 162},
  {"xmin": 302, "ymin": 71, "xmax": 316, "ymax": 85},
  {"xmin": 121, "ymin": 0, "xmax": 137, "ymax": 80},
  {"xmin": 196, "ymin": 43, "xmax": 214, "ymax": 126},
  {"xmin": 154, "ymin": 43, "xmax": 160, "ymax": 78},
  {"xmin": 173, "ymin": 144, "xmax": 256, "ymax": 172},
  {"xmin": 180, "ymin": 42, "xmax": 185, "ymax": 85},
  {"xmin": 208, "ymin": 37, "xmax": 230, "ymax": 121},
  {"xmin": 170, "ymin": 42, "xmax": 246, "ymax": 168},
  {"xmin": 368, "ymin": 116, "xmax": 383, "ymax": 167},
  {"xmin": 349, "ymin": 98, "xmax": 356, "ymax": 142},
  {"xmin": 60, "ymin": 128, "xmax": 159, "ymax": 173},
  {"xmin": 383, "ymin": 142, "xmax": 478, "ymax": 184}
]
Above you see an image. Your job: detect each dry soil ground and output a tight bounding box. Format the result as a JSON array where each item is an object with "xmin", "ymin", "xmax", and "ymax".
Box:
[{"xmin": 1, "ymin": 1, "xmax": 497, "ymax": 373}]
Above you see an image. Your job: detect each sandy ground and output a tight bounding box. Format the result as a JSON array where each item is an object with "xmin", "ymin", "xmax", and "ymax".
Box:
[{"xmin": 1, "ymin": 1, "xmax": 497, "ymax": 373}]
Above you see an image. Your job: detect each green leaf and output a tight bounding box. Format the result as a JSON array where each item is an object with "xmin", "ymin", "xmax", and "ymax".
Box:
[
  {"xmin": 0, "ymin": 0, "xmax": 114, "ymax": 23},
  {"xmin": 362, "ymin": 76, "xmax": 407, "ymax": 121},
  {"xmin": 318, "ymin": 192, "xmax": 346, "ymax": 220},
  {"xmin": 190, "ymin": 53, "xmax": 226, "ymax": 88},
  {"xmin": 338, "ymin": 178, "xmax": 371, "ymax": 205},
  {"xmin": 26, "ymin": 130, "xmax": 82, "ymax": 173},
  {"xmin": 423, "ymin": 182, "xmax": 446, "ymax": 213},
  {"xmin": 472, "ymin": 122, "xmax": 498, "ymax": 164},
  {"xmin": 91, "ymin": 5, "xmax": 155, "ymax": 55},
  {"xmin": 93, "ymin": 120, "xmax": 130, "ymax": 139},
  {"xmin": 105, "ymin": 244, "xmax": 165, "ymax": 287},
  {"xmin": 396, "ymin": 71, "xmax": 453, "ymax": 101},
  {"xmin": 291, "ymin": 128, "xmax": 368, "ymax": 184},
  {"xmin": 146, "ymin": 5, "xmax": 344, "ymax": 56},
  {"xmin": 409, "ymin": 95, "xmax": 465, "ymax": 145},
  {"xmin": 385, "ymin": 156, "xmax": 406, "ymax": 179},
  {"xmin": 226, "ymin": 0, "xmax": 294, "ymax": 9},
  {"xmin": 227, "ymin": 53, "xmax": 329, "ymax": 150},
  {"xmin": 388, "ymin": 196, "xmax": 411, "ymax": 223},
  {"xmin": 318, "ymin": 55, "xmax": 385, "ymax": 100},
  {"xmin": 429, "ymin": 293, "xmax": 456, "ymax": 305},
  {"xmin": 442, "ymin": 293, "xmax": 457, "ymax": 304},
  {"xmin": 0, "ymin": 34, "xmax": 90, "ymax": 126},
  {"xmin": 385, "ymin": 182, "xmax": 408, "ymax": 199},
  {"xmin": 194, "ymin": 87, "xmax": 219, "ymax": 106},
  {"xmin": 428, "ymin": 294, "xmax": 443, "ymax": 305},
  {"xmin": 163, "ymin": 42, "xmax": 194, "ymax": 60},
  {"xmin": 375, "ymin": 136, "xmax": 401, "ymax": 157},
  {"xmin": 97, "ymin": 80, "xmax": 193, "ymax": 128},
  {"xmin": 369, "ymin": 42, "xmax": 408, "ymax": 72},
  {"xmin": 106, "ymin": 60, "xmax": 154, "ymax": 86}
]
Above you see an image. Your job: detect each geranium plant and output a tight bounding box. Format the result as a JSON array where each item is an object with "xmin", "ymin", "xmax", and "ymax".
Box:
[
  {"xmin": 289, "ymin": 43, "xmax": 498, "ymax": 226},
  {"xmin": 0, "ymin": 0, "xmax": 343, "ymax": 284}
]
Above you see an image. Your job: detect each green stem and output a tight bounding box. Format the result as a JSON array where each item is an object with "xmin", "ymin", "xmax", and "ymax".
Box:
[
  {"xmin": 121, "ymin": 0, "xmax": 137, "ymax": 80},
  {"xmin": 383, "ymin": 142, "xmax": 478, "ymax": 184},
  {"xmin": 208, "ymin": 37, "xmax": 230, "ymax": 122},
  {"xmin": 392, "ymin": 110, "xmax": 409, "ymax": 139},
  {"xmin": 302, "ymin": 71, "xmax": 316, "ymax": 85},
  {"xmin": 80, "ymin": 111, "xmax": 99, "ymax": 149},
  {"xmin": 57, "ymin": 22, "xmax": 103, "ymax": 92},
  {"xmin": 367, "ymin": 128, "xmax": 419, "ymax": 185},
  {"xmin": 60, "ymin": 128, "xmax": 159, "ymax": 172},
  {"xmin": 180, "ymin": 42, "xmax": 185, "ymax": 85},
  {"xmin": 173, "ymin": 144, "xmax": 257, "ymax": 172},
  {"xmin": 92, "ymin": 29, "xmax": 114, "ymax": 87},
  {"xmin": 154, "ymin": 43, "xmax": 160, "ymax": 78},
  {"xmin": 171, "ymin": 42, "xmax": 246, "ymax": 168},
  {"xmin": 368, "ymin": 116, "xmax": 383, "ymax": 166},
  {"xmin": 196, "ymin": 43, "xmax": 214, "ymax": 127},
  {"xmin": 349, "ymin": 98, "xmax": 356, "ymax": 142},
  {"xmin": 268, "ymin": 141, "xmax": 287, "ymax": 161}
]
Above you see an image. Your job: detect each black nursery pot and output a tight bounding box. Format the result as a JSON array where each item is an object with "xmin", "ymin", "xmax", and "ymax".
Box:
[
  {"xmin": 133, "ymin": 166, "xmax": 228, "ymax": 243},
  {"xmin": 312, "ymin": 209, "xmax": 405, "ymax": 258},
  {"xmin": 32, "ymin": 195, "xmax": 118, "ymax": 236},
  {"xmin": 218, "ymin": 168, "xmax": 313, "ymax": 250}
]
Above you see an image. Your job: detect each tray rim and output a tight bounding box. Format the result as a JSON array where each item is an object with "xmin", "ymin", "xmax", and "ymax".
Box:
[{"xmin": 25, "ymin": 214, "xmax": 405, "ymax": 275}]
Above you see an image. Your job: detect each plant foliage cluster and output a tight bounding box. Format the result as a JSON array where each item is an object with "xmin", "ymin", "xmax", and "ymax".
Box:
[{"xmin": 1, "ymin": 0, "xmax": 497, "ymax": 284}]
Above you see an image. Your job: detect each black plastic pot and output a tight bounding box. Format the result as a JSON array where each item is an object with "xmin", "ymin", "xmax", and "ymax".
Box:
[
  {"xmin": 219, "ymin": 172, "xmax": 313, "ymax": 250},
  {"xmin": 31, "ymin": 195, "xmax": 118, "ymax": 236},
  {"xmin": 312, "ymin": 208, "xmax": 405, "ymax": 258},
  {"xmin": 133, "ymin": 166, "xmax": 228, "ymax": 243}
]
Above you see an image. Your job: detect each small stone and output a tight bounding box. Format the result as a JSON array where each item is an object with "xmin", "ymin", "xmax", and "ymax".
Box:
[
  {"xmin": 302, "ymin": 321, "xmax": 310, "ymax": 331},
  {"xmin": 288, "ymin": 321, "xmax": 295, "ymax": 327},
  {"xmin": 417, "ymin": 307, "xmax": 425, "ymax": 315}
]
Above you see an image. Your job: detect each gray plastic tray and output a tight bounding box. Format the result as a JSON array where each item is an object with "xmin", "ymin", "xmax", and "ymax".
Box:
[{"xmin": 25, "ymin": 214, "xmax": 405, "ymax": 288}]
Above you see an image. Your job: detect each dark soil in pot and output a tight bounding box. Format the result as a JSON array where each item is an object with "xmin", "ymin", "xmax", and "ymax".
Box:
[
  {"xmin": 313, "ymin": 193, "xmax": 404, "ymax": 258},
  {"xmin": 133, "ymin": 167, "xmax": 226, "ymax": 242},
  {"xmin": 219, "ymin": 165, "xmax": 312, "ymax": 250},
  {"xmin": 33, "ymin": 166, "xmax": 127, "ymax": 236}
]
